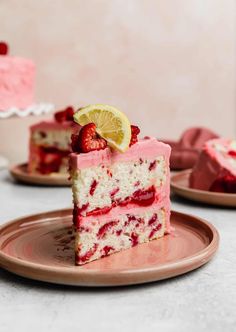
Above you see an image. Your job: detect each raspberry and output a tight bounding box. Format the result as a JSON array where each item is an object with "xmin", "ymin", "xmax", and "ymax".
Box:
[
  {"xmin": 129, "ymin": 125, "xmax": 140, "ymax": 147},
  {"xmin": 78, "ymin": 123, "xmax": 107, "ymax": 153},
  {"xmin": 0, "ymin": 42, "xmax": 8, "ymax": 55},
  {"xmin": 54, "ymin": 106, "xmax": 74, "ymax": 123},
  {"xmin": 71, "ymin": 134, "xmax": 81, "ymax": 153}
]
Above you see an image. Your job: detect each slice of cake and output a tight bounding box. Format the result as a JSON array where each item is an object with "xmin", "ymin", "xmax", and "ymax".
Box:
[
  {"xmin": 190, "ymin": 138, "xmax": 236, "ymax": 193},
  {"xmin": 28, "ymin": 107, "xmax": 78, "ymax": 175},
  {"xmin": 69, "ymin": 104, "xmax": 171, "ymax": 265}
]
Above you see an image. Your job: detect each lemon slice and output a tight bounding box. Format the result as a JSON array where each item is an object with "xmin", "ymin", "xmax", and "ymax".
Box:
[{"xmin": 74, "ymin": 104, "xmax": 131, "ymax": 152}]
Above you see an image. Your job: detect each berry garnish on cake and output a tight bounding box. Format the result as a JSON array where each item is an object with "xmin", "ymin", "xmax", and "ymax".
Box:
[
  {"xmin": 77, "ymin": 123, "xmax": 107, "ymax": 153},
  {"xmin": 28, "ymin": 106, "xmax": 78, "ymax": 175},
  {"xmin": 0, "ymin": 41, "xmax": 8, "ymax": 55},
  {"xmin": 54, "ymin": 106, "xmax": 75, "ymax": 123},
  {"xmin": 190, "ymin": 138, "xmax": 236, "ymax": 193},
  {"xmin": 69, "ymin": 104, "xmax": 171, "ymax": 265}
]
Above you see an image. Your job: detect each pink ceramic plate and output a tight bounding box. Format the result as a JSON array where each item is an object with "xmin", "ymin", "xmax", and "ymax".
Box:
[
  {"xmin": 10, "ymin": 163, "xmax": 71, "ymax": 186},
  {"xmin": 0, "ymin": 209, "xmax": 219, "ymax": 287},
  {"xmin": 171, "ymin": 169, "xmax": 236, "ymax": 207}
]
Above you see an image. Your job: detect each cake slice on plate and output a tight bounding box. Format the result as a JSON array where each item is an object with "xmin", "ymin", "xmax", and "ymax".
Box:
[
  {"xmin": 190, "ymin": 138, "xmax": 236, "ymax": 193},
  {"xmin": 28, "ymin": 107, "xmax": 78, "ymax": 175},
  {"xmin": 69, "ymin": 104, "xmax": 171, "ymax": 265}
]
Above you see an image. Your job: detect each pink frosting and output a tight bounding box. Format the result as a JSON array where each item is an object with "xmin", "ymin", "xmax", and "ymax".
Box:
[
  {"xmin": 0, "ymin": 55, "xmax": 35, "ymax": 110},
  {"xmin": 30, "ymin": 120, "xmax": 78, "ymax": 132},
  {"xmin": 70, "ymin": 137, "xmax": 171, "ymax": 169},
  {"xmin": 190, "ymin": 138, "xmax": 236, "ymax": 190},
  {"xmin": 80, "ymin": 198, "xmax": 169, "ymax": 223}
]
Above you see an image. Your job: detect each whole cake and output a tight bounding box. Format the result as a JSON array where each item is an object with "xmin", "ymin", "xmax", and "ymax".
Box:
[
  {"xmin": 0, "ymin": 41, "xmax": 35, "ymax": 111},
  {"xmin": 28, "ymin": 107, "xmax": 78, "ymax": 174},
  {"xmin": 0, "ymin": 41, "xmax": 53, "ymax": 117},
  {"xmin": 69, "ymin": 104, "xmax": 171, "ymax": 265},
  {"xmin": 190, "ymin": 138, "xmax": 236, "ymax": 193}
]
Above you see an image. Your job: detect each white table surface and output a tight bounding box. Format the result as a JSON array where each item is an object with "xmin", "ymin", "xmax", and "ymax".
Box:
[{"xmin": 0, "ymin": 169, "xmax": 235, "ymax": 332}]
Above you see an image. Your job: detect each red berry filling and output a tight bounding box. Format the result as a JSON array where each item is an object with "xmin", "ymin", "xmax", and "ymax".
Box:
[
  {"xmin": 101, "ymin": 246, "xmax": 114, "ymax": 257},
  {"xmin": 77, "ymin": 186, "xmax": 157, "ymax": 218},
  {"xmin": 124, "ymin": 214, "xmax": 136, "ymax": 227},
  {"xmin": 73, "ymin": 205, "xmax": 79, "ymax": 226},
  {"xmin": 77, "ymin": 123, "xmax": 107, "ymax": 153},
  {"xmin": 78, "ymin": 243, "xmax": 98, "ymax": 263},
  {"xmin": 149, "ymin": 160, "xmax": 157, "ymax": 171},
  {"xmin": 39, "ymin": 131, "xmax": 47, "ymax": 138},
  {"xmin": 110, "ymin": 187, "xmax": 120, "ymax": 198},
  {"xmin": 148, "ymin": 213, "xmax": 158, "ymax": 226},
  {"xmin": 210, "ymin": 174, "xmax": 236, "ymax": 193},
  {"xmin": 97, "ymin": 220, "xmax": 118, "ymax": 239},
  {"xmin": 228, "ymin": 150, "xmax": 236, "ymax": 157},
  {"xmin": 131, "ymin": 232, "xmax": 139, "ymax": 246},
  {"xmin": 149, "ymin": 223, "xmax": 162, "ymax": 239},
  {"xmin": 87, "ymin": 206, "xmax": 112, "ymax": 217},
  {"xmin": 74, "ymin": 203, "xmax": 89, "ymax": 224},
  {"xmin": 90, "ymin": 180, "xmax": 98, "ymax": 196},
  {"xmin": 107, "ymin": 170, "xmax": 113, "ymax": 177},
  {"xmin": 36, "ymin": 147, "xmax": 70, "ymax": 174},
  {"xmin": 0, "ymin": 42, "xmax": 8, "ymax": 55},
  {"xmin": 132, "ymin": 186, "xmax": 156, "ymax": 206}
]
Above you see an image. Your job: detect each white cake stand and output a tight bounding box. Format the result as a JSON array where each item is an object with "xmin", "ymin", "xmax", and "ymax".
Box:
[
  {"xmin": 0, "ymin": 103, "xmax": 54, "ymax": 169},
  {"xmin": 0, "ymin": 103, "xmax": 54, "ymax": 119},
  {"xmin": 0, "ymin": 155, "xmax": 8, "ymax": 169}
]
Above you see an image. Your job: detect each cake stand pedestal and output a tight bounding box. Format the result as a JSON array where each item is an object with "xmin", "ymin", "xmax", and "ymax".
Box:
[
  {"xmin": 0, "ymin": 103, "xmax": 54, "ymax": 167},
  {"xmin": 0, "ymin": 155, "xmax": 8, "ymax": 170}
]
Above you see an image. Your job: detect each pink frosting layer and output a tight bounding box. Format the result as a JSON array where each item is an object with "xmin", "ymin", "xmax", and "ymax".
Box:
[
  {"xmin": 190, "ymin": 138, "xmax": 236, "ymax": 190},
  {"xmin": 30, "ymin": 120, "xmax": 78, "ymax": 131},
  {"xmin": 70, "ymin": 137, "xmax": 171, "ymax": 169},
  {"xmin": 0, "ymin": 55, "xmax": 35, "ymax": 110},
  {"xmin": 80, "ymin": 192, "xmax": 171, "ymax": 233}
]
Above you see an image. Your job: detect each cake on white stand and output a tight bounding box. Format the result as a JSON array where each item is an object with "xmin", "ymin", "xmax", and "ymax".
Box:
[{"xmin": 0, "ymin": 41, "xmax": 54, "ymax": 168}]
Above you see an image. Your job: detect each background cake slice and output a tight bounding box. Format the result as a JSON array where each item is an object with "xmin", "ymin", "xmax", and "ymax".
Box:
[
  {"xmin": 28, "ymin": 107, "xmax": 78, "ymax": 174},
  {"xmin": 190, "ymin": 138, "xmax": 236, "ymax": 193}
]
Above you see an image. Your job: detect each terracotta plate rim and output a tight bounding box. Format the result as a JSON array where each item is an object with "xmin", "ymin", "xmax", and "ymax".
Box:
[
  {"xmin": 9, "ymin": 163, "xmax": 71, "ymax": 186},
  {"xmin": 171, "ymin": 169, "xmax": 236, "ymax": 206},
  {"xmin": 0, "ymin": 208, "xmax": 220, "ymax": 286}
]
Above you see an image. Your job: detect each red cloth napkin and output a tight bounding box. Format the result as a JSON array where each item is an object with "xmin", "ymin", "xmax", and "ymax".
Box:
[{"xmin": 161, "ymin": 127, "xmax": 219, "ymax": 170}]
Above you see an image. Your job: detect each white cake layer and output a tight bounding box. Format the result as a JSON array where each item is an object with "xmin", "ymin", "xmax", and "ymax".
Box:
[
  {"xmin": 213, "ymin": 140, "xmax": 236, "ymax": 169},
  {"xmin": 75, "ymin": 208, "xmax": 166, "ymax": 264},
  {"xmin": 31, "ymin": 129, "xmax": 73, "ymax": 150},
  {"xmin": 72, "ymin": 156, "xmax": 167, "ymax": 215}
]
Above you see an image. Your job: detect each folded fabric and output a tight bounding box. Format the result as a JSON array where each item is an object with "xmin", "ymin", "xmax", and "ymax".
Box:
[{"xmin": 161, "ymin": 127, "xmax": 219, "ymax": 170}]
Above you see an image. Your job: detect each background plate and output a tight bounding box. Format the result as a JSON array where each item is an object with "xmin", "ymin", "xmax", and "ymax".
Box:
[
  {"xmin": 0, "ymin": 209, "xmax": 219, "ymax": 287},
  {"xmin": 171, "ymin": 169, "xmax": 236, "ymax": 207},
  {"xmin": 10, "ymin": 163, "xmax": 71, "ymax": 186}
]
